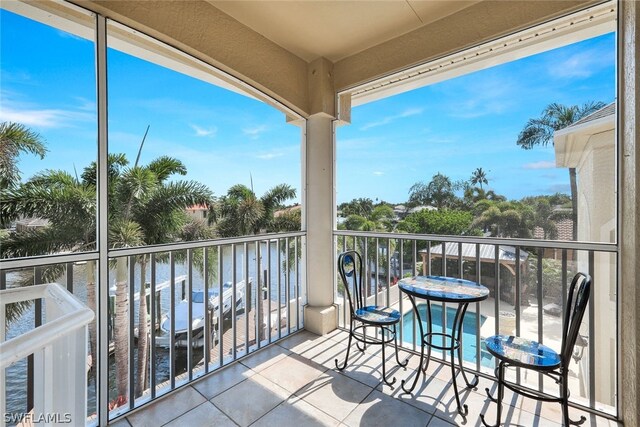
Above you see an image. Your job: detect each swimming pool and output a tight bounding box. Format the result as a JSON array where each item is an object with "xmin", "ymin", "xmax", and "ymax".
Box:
[{"xmin": 402, "ymin": 303, "xmax": 490, "ymax": 367}]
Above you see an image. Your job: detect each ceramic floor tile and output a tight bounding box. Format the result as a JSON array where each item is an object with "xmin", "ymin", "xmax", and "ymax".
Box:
[
  {"xmin": 259, "ymin": 353, "xmax": 327, "ymax": 393},
  {"xmin": 252, "ymin": 395, "xmax": 340, "ymax": 427},
  {"xmin": 192, "ymin": 362, "xmax": 255, "ymax": 399},
  {"xmin": 343, "ymin": 389, "xmax": 431, "ymax": 427},
  {"xmin": 163, "ymin": 401, "xmax": 236, "ymax": 427},
  {"xmin": 109, "ymin": 418, "xmax": 132, "ymax": 427},
  {"xmin": 119, "ymin": 331, "xmax": 618, "ymax": 427},
  {"xmin": 211, "ymin": 373, "xmax": 290, "ymax": 427},
  {"xmin": 239, "ymin": 342, "xmax": 291, "ymax": 372},
  {"xmin": 295, "ymin": 370, "xmax": 374, "ymax": 422},
  {"xmin": 127, "ymin": 386, "xmax": 206, "ymax": 427},
  {"xmin": 276, "ymin": 330, "xmax": 324, "ymax": 353}
]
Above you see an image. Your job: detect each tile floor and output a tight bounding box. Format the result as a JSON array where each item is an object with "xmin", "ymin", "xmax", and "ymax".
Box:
[{"xmin": 111, "ymin": 330, "xmax": 619, "ymax": 427}]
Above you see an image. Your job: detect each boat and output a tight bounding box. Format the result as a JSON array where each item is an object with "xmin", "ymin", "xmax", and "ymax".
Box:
[{"xmin": 157, "ymin": 280, "xmax": 247, "ymax": 348}]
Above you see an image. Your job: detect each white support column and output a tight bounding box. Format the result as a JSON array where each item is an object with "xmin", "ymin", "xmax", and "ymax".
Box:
[{"xmin": 303, "ymin": 112, "xmax": 338, "ymax": 335}]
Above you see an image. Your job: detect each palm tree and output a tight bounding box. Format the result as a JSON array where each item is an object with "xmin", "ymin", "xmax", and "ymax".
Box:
[
  {"xmin": 108, "ymin": 155, "xmax": 212, "ymax": 399},
  {"xmin": 409, "ymin": 173, "xmax": 463, "ymax": 209},
  {"xmin": 1, "ymin": 150, "xmax": 213, "ymax": 403},
  {"xmin": 470, "ymin": 167, "xmax": 488, "ymax": 190},
  {"xmin": 213, "ymin": 183, "xmax": 296, "ymax": 237},
  {"xmin": 516, "ymin": 101, "xmax": 606, "ymax": 239},
  {"xmin": 0, "ymin": 122, "xmax": 47, "ymax": 227},
  {"xmin": 0, "ymin": 122, "xmax": 47, "ymax": 190}
]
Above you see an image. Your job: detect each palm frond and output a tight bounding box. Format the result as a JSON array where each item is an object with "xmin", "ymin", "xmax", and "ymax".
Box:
[
  {"xmin": 117, "ymin": 166, "xmax": 158, "ymax": 210},
  {"xmin": 0, "ymin": 122, "xmax": 47, "ymax": 190},
  {"xmin": 1, "ymin": 184, "xmax": 95, "ymax": 227},
  {"xmin": 141, "ymin": 181, "xmax": 213, "ymax": 216},
  {"xmin": 109, "ymin": 220, "xmax": 144, "ymax": 248},
  {"xmin": 226, "ymin": 184, "xmax": 254, "ymax": 201},
  {"xmin": 146, "ymin": 156, "xmax": 186, "ymax": 182},
  {"xmin": 0, "ymin": 226, "xmax": 84, "ymax": 259},
  {"xmin": 81, "ymin": 153, "xmax": 129, "ymax": 186},
  {"xmin": 261, "ymin": 184, "xmax": 296, "ymax": 212},
  {"xmin": 516, "ymin": 117, "xmax": 555, "ymax": 149},
  {"xmin": 26, "ymin": 170, "xmax": 77, "ymax": 188}
]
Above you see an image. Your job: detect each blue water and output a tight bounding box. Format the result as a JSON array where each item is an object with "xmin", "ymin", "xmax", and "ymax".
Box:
[{"xmin": 402, "ymin": 303, "xmax": 490, "ymax": 367}]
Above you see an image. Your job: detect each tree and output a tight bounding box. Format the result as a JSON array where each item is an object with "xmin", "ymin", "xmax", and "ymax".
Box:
[
  {"xmin": 213, "ymin": 183, "xmax": 296, "ymax": 237},
  {"xmin": 397, "ymin": 209, "xmax": 477, "ymax": 236},
  {"xmin": 0, "ymin": 122, "xmax": 47, "ymax": 191},
  {"xmin": 516, "ymin": 102, "xmax": 606, "ymax": 239},
  {"xmin": 408, "ymin": 173, "xmax": 463, "ymax": 209},
  {"xmin": 1, "ymin": 149, "xmax": 213, "ymax": 403},
  {"xmin": 0, "ymin": 122, "xmax": 47, "ymax": 226},
  {"xmin": 338, "ymin": 198, "xmax": 374, "ymax": 217},
  {"xmin": 471, "ymin": 200, "xmax": 534, "ymax": 238},
  {"xmin": 108, "ymin": 155, "xmax": 212, "ymax": 399},
  {"xmin": 470, "ymin": 167, "xmax": 488, "ymax": 190}
]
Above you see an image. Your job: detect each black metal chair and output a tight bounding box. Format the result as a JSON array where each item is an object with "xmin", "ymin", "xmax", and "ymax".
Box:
[
  {"xmin": 334, "ymin": 250, "xmax": 407, "ymax": 386},
  {"xmin": 480, "ymin": 272, "xmax": 592, "ymax": 427}
]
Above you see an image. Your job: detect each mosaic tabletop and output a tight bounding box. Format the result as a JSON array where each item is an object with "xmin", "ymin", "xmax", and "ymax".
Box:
[{"xmin": 398, "ymin": 275, "xmax": 490, "ymax": 303}]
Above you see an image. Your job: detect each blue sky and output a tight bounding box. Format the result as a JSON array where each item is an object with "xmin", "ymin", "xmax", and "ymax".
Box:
[{"xmin": 1, "ymin": 9, "xmax": 616, "ymax": 205}]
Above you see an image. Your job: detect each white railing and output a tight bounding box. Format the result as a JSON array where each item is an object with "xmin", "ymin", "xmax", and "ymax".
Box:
[{"xmin": 0, "ymin": 284, "xmax": 94, "ymax": 427}]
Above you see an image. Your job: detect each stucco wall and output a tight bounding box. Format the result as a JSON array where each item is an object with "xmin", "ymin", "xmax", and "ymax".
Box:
[
  {"xmin": 574, "ymin": 129, "xmax": 616, "ymax": 406},
  {"xmin": 72, "ymin": 0, "xmax": 310, "ymax": 116},
  {"xmin": 69, "ymin": 0, "xmax": 597, "ymax": 117},
  {"xmin": 333, "ymin": 1, "xmax": 599, "ymax": 92}
]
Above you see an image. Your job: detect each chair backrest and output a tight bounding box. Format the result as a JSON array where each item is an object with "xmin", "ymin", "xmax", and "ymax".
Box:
[
  {"xmin": 560, "ymin": 272, "xmax": 592, "ymax": 366},
  {"xmin": 338, "ymin": 251, "xmax": 365, "ymax": 317}
]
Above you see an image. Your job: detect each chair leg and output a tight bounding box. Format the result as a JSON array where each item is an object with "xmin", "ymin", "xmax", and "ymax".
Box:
[
  {"xmin": 356, "ymin": 325, "xmax": 367, "ymax": 352},
  {"xmin": 561, "ymin": 370, "xmax": 586, "ymax": 426},
  {"xmin": 480, "ymin": 361, "xmax": 505, "ymax": 427},
  {"xmin": 380, "ymin": 327, "xmax": 396, "ymax": 387},
  {"xmin": 335, "ymin": 321, "xmax": 354, "ymax": 371},
  {"xmin": 393, "ymin": 324, "xmax": 408, "ymax": 368}
]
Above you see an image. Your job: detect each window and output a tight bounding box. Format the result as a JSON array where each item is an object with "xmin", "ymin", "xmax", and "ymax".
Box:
[{"xmin": 337, "ymin": 26, "xmax": 616, "ymax": 244}]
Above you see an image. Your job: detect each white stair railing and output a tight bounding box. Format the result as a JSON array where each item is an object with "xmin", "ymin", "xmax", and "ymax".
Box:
[{"xmin": 0, "ymin": 283, "xmax": 94, "ymax": 427}]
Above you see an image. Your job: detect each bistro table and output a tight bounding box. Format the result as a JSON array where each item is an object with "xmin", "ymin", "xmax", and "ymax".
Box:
[{"xmin": 398, "ymin": 275, "xmax": 490, "ymax": 416}]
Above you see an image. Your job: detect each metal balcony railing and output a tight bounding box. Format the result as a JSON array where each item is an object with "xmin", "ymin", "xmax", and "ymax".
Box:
[
  {"xmin": 334, "ymin": 230, "xmax": 618, "ymax": 419},
  {"xmin": 0, "ymin": 283, "xmax": 94, "ymax": 427},
  {"xmin": 0, "ymin": 231, "xmax": 305, "ymax": 425}
]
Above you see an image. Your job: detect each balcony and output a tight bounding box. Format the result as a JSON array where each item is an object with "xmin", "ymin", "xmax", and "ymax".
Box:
[
  {"xmin": 1, "ymin": 0, "xmax": 638, "ymax": 426},
  {"xmin": 1, "ymin": 231, "xmax": 619, "ymax": 426},
  {"xmin": 108, "ymin": 330, "xmax": 618, "ymax": 427}
]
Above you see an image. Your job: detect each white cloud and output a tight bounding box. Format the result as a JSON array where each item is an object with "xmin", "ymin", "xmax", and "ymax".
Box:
[
  {"xmin": 523, "ymin": 160, "xmax": 556, "ymax": 170},
  {"xmin": 0, "ymin": 105, "xmax": 93, "ymax": 128},
  {"xmin": 243, "ymin": 125, "xmax": 268, "ymax": 139},
  {"xmin": 360, "ymin": 107, "xmax": 423, "ymax": 131},
  {"xmin": 547, "ymin": 47, "xmax": 614, "ymax": 79},
  {"xmin": 74, "ymin": 97, "xmax": 96, "ymax": 112},
  {"xmin": 256, "ymin": 152, "xmax": 284, "ymax": 160},
  {"xmin": 373, "ymin": 171, "xmax": 384, "ymax": 176},
  {"xmin": 190, "ymin": 124, "xmax": 217, "ymax": 138}
]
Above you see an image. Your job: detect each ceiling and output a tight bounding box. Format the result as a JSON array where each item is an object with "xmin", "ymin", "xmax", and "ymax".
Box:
[{"xmin": 207, "ymin": 1, "xmax": 480, "ymax": 62}]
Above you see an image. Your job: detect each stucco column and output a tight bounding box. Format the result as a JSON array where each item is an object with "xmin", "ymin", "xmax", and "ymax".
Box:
[
  {"xmin": 619, "ymin": 0, "xmax": 639, "ymax": 425},
  {"xmin": 302, "ymin": 57, "xmax": 339, "ymax": 335},
  {"xmin": 303, "ymin": 112, "xmax": 338, "ymax": 335}
]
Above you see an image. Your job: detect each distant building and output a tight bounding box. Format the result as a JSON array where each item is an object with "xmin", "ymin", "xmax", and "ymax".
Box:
[
  {"xmin": 185, "ymin": 204, "xmax": 209, "ymax": 221},
  {"xmin": 15, "ymin": 217, "xmax": 49, "ymax": 232},
  {"xmin": 274, "ymin": 204, "xmax": 301, "ymax": 217}
]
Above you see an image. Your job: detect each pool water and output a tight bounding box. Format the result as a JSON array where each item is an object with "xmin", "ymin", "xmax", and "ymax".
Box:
[{"xmin": 402, "ymin": 303, "xmax": 491, "ymax": 367}]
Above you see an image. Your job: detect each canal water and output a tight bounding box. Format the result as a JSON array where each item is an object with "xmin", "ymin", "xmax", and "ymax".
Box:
[{"xmin": 3, "ymin": 241, "xmax": 299, "ymax": 422}]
